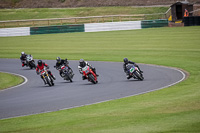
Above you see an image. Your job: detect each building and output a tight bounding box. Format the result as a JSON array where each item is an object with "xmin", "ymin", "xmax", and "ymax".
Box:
[{"xmin": 170, "ymin": 1, "xmax": 194, "ymax": 22}]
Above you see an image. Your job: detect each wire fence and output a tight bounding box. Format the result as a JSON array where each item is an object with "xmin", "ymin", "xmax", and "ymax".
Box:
[{"xmin": 0, "ymin": 9, "xmax": 170, "ymax": 28}]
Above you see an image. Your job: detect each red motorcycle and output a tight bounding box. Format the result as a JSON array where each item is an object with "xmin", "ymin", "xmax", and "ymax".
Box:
[{"xmin": 82, "ymin": 66, "xmax": 98, "ymax": 84}]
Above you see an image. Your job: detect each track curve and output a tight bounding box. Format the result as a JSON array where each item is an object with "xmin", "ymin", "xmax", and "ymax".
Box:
[{"xmin": 0, "ymin": 59, "xmax": 185, "ymax": 119}]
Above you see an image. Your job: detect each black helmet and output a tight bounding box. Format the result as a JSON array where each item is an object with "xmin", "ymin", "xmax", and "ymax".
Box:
[
  {"xmin": 79, "ymin": 59, "xmax": 86, "ymax": 67},
  {"xmin": 123, "ymin": 58, "xmax": 128, "ymax": 64},
  {"xmin": 56, "ymin": 57, "xmax": 61, "ymax": 63},
  {"xmin": 38, "ymin": 60, "xmax": 43, "ymax": 66}
]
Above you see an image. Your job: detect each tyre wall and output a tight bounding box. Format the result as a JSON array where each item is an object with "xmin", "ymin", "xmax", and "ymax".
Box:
[
  {"xmin": 0, "ymin": 19, "xmax": 168, "ymax": 37},
  {"xmin": 141, "ymin": 19, "xmax": 168, "ymax": 28},
  {"xmin": 85, "ymin": 21, "xmax": 141, "ymax": 32},
  {"xmin": 0, "ymin": 27, "xmax": 30, "ymax": 37},
  {"xmin": 184, "ymin": 16, "xmax": 200, "ymax": 26},
  {"xmin": 30, "ymin": 24, "xmax": 85, "ymax": 35}
]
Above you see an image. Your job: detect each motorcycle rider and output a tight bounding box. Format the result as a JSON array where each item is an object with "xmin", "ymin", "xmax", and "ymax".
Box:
[
  {"xmin": 20, "ymin": 52, "xmax": 27, "ymax": 67},
  {"xmin": 54, "ymin": 57, "xmax": 74, "ymax": 78},
  {"xmin": 78, "ymin": 59, "xmax": 98, "ymax": 80},
  {"xmin": 36, "ymin": 60, "xmax": 56, "ymax": 84},
  {"xmin": 123, "ymin": 58, "xmax": 143, "ymax": 79}
]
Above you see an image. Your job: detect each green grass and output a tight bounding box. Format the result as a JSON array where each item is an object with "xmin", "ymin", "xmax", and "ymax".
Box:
[
  {"xmin": 0, "ymin": 72, "xmax": 24, "ymax": 90},
  {"xmin": 0, "ymin": 6, "xmax": 168, "ymax": 21},
  {"xmin": 0, "ymin": 26, "xmax": 200, "ymax": 132}
]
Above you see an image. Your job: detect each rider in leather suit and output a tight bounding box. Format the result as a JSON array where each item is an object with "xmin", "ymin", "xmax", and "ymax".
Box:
[
  {"xmin": 54, "ymin": 57, "xmax": 74, "ymax": 78},
  {"xmin": 20, "ymin": 52, "xmax": 27, "ymax": 67},
  {"xmin": 123, "ymin": 58, "xmax": 143, "ymax": 79},
  {"xmin": 78, "ymin": 59, "xmax": 98, "ymax": 80},
  {"xmin": 36, "ymin": 60, "xmax": 56, "ymax": 84}
]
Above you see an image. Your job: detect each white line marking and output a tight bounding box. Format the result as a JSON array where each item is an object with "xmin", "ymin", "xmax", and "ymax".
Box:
[{"xmin": 0, "ymin": 71, "xmax": 28, "ymax": 92}]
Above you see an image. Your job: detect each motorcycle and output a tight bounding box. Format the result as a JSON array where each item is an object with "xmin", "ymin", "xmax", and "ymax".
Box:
[
  {"xmin": 57, "ymin": 65, "xmax": 73, "ymax": 82},
  {"xmin": 40, "ymin": 67, "xmax": 54, "ymax": 86},
  {"xmin": 26, "ymin": 54, "xmax": 36, "ymax": 69},
  {"xmin": 127, "ymin": 64, "xmax": 144, "ymax": 81},
  {"xmin": 82, "ymin": 65, "xmax": 98, "ymax": 84}
]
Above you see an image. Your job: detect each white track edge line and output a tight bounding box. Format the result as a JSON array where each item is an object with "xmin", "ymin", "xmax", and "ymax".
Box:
[{"xmin": 0, "ymin": 71, "xmax": 28, "ymax": 92}]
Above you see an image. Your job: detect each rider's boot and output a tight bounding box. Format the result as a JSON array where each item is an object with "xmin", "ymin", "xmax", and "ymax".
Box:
[
  {"xmin": 82, "ymin": 76, "xmax": 87, "ymax": 80},
  {"xmin": 126, "ymin": 75, "xmax": 131, "ymax": 79}
]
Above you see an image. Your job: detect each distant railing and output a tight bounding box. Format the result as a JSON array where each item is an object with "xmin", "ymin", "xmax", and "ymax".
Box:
[
  {"xmin": 190, "ymin": 8, "xmax": 200, "ymax": 16},
  {"xmin": 0, "ymin": 13, "xmax": 169, "ymax": 28}
]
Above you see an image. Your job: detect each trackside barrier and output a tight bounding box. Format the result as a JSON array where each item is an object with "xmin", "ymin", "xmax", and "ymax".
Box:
[
  {"xmin": 0, "ymin": 19, "xmax": 169, "ymax": 37},
  {"xmin": 141, "ymin": 19, "xmax": 168, "ymax": 28},
  {"xmin": 30, "ymin": 24, "xmax": 84, "ymax": 35},
  {"xmin": 85, "ymin": 21, "xmax": 141, "ymax": 32},
  {"xmin": 184, "ymin": 16, "xmax": 200, "ymax": 26},
  {"xmin": 0, "ymin": 27, "xmax": 30, "ymax": 37}
]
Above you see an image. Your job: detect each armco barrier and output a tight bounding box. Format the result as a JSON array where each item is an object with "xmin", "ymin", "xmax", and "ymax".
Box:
[
  {"xmin": 30, "ymin": 24, "xmax": 84, "ymax": 35},
  {"xmin": 141, "ymin": 19, "xmax": 168, "ymax": 28}
]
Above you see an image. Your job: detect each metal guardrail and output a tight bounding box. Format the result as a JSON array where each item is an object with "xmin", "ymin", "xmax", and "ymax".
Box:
[{"xmin": 0, "ymin": 12, "xmax": 169, "ymax": 28}]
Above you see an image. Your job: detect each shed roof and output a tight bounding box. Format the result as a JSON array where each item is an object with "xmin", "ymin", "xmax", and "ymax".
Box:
[{"xmin": 170, "ymin": 1, "xmax": 194, "ymax": 7}]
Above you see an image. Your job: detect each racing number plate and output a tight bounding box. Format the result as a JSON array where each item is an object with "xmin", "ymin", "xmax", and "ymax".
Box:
[{"xmin": 130, "ymin": 67, "xmax": 135, "ymax": 73}]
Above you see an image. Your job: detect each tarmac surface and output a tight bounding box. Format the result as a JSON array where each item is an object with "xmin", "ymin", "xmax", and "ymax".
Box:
[{"xmin": 0, "ymin": 58, "xmax": 185, "ymax": 119}]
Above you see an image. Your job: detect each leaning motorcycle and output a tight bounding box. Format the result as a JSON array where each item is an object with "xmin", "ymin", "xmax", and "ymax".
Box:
[
  {"xmin": 82, "ymin": 66, "xmax": 98, "ymax": 84},
  {"xmin": 127, "ymin": 64, "xmax": 144, "ymax": 81},
  {"xmin": 26, "ymin": 55, "xmax": 36, "ymax": 69},
  {"xmin": 40, "ymin": 67, "xmax": 54, "ymax": 86},
  {"xmin": 57, "ymin": 65, "xmax": 73, "ymax": 82}
]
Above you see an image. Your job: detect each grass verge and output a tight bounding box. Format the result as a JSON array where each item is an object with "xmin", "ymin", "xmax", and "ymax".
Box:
[
  {"xmin": 0, "ymin": 7, "xmax": 168, "ymax": 21},
  {"xmin": 0, "ymin": 26, "xmax": 200, "ymax": 132},
  {"xmin": 0, "ymin": 72, "xmax": 24, "ymax": 90}
]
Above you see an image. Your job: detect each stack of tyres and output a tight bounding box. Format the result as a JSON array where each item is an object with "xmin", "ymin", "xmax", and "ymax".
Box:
[
  {"xmin": 184, "ymin": 16, "xmax": 200, "ymax": 26},
  {"xmin": 189, "ymin": 17, "xmax": 194, "ymax": 26},
  {"xmin": 184, "ymin": 17, "xmax": 189, "ymax": 26},
  {"xmin": 194, "ymin": 16, "xmax": 200, "ymax": 26}
]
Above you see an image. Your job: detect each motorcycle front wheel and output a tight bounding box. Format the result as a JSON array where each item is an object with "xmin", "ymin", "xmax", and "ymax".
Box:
[
  {"xmin": 88, "ymin": 74, "xmax": 97, "ymax": 84},
  {"xmin": 134, "ymin": 71, "xmax": 144, "ymax": 81},
  {"xmin": 45, "ymin": 76, "xmax": 52, "ymax": 86}
]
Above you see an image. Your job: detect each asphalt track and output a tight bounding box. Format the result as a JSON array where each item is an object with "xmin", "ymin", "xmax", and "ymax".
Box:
[{"xmin": 0, "ymin": 59, "xmax": 185, "ymax": 119}]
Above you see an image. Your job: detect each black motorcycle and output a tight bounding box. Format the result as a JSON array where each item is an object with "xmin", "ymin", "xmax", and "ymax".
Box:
[
  {"xmin": 56, "ymin": 65, "xmax": 74, "ymax": 82},
  {"xmin": 127, "ymin": 64, "xmax": 144, "ymax": 81}
]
